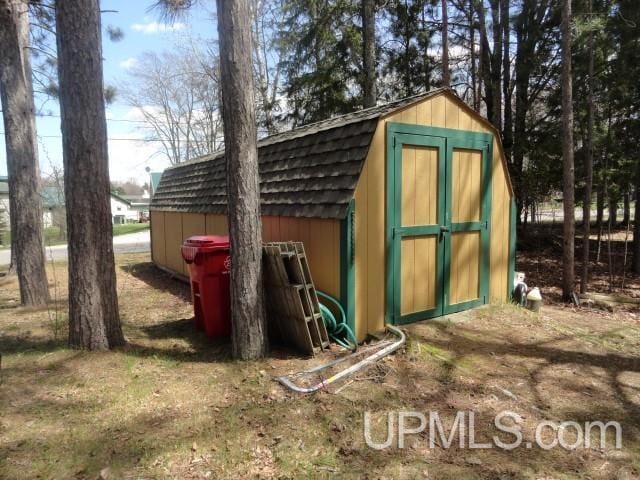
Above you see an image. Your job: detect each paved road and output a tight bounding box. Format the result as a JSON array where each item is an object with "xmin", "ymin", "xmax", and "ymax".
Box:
[{"xmin": 0, "ymin": 229, "xmax": 150, "ymax": 265}]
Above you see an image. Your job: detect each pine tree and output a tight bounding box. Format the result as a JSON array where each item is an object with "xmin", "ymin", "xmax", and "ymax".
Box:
[
  {"xmin": 561, "ymin": 0, "xmax": 575, "ymax": 299},
  {"xmin": 278, "ymin": 0, "xmax": 362, "ymax": 125},
  {"xmin": 55, "ymin": 0, "xmax": 125, "ymax": 349},
  {"xmin": 217, "ymin": 0, "xmax": 269, "ymax": 360},
  {"xmin": 381, "ymin": 0, "xmax": 438, "ymax": 99},
  {"xmin": 0, "ymin": 0, "xmax": 50, "ymax": 305}
]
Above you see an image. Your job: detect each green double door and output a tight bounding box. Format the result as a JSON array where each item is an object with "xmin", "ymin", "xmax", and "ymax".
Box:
[{"xmin": 386, "ymin": 124, "xmax": 492, "ymax": 325}]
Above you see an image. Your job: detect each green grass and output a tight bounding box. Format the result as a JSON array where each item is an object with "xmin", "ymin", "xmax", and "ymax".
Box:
[
  {"xmin": 112, "ymin": 222, "xmax": 150, "ymax": 236},
  {"xmin": 0, "ymin": 223, "xmax": 149, "ymax": 249},
  {"xmin": 44, "ymin": 226, "xmax": 67, "ymax": 246}
]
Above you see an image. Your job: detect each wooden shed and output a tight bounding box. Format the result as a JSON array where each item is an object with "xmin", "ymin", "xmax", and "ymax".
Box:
[{"xmin": 150, "ymin": 88, "xmax": 516, "ymax": 341}]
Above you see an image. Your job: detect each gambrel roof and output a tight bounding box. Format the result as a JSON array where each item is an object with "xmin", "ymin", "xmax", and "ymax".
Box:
[{"xmin": 150, "ymin": 89, "xmax": 447, "ymax": 219}]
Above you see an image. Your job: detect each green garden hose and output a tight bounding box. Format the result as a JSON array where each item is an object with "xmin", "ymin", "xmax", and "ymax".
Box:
[{"xmin": 317, "ymin": 291, "xmax": 357, "ymax": 350}]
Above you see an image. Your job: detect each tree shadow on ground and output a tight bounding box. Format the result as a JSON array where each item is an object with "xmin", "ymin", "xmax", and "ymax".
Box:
[
  {"xmin": 120, "ymin": 261, "xmax": 191, "ymax": 302},
  {"xmin": 410, "ymin": 319, "xmax": 640, "ymax": 443},
  {"xmin": 125, "ymin": 317, "xmax": 234, "ymax": 363}
]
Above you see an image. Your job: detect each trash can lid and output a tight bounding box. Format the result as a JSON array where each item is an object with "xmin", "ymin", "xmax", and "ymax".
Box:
[{"xmin": 183, "ymin": 235, "xmax": 230, "ymax": 250}]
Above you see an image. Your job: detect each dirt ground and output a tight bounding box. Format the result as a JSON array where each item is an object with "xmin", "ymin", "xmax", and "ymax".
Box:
[{"xmin": 1, "ymin": 250, "xmax": 639, "ymax": 479}]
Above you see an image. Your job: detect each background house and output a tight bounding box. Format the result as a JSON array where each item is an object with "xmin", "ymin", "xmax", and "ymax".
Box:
[
  {"xmin": 42, "ymin": 185, "xmax": 66, "ymax": 229},
  {"xmin": 122, "ymin": 190, "xmax": 151, "ymax": 222},
  {"xmin": 109, "ymin": 192, "xmax": 140, "ymax": 224},
  {"xmin": 42, "ymin": 184, "xmax": 143, "ymax": 227}
]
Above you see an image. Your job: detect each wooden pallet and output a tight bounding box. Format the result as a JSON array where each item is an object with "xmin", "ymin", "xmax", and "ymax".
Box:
[{"xmin": 263, "ymin": 242, "xmax": 330, "ymax": 356}]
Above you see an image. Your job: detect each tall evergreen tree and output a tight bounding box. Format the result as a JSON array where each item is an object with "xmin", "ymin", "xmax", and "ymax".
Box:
[
  {"xmin": 381, "ymin": 0, "xmax": 438, "ymax": 99},
  {"xmin": 278, "ymin": 0, "xmax": 362, "ymax": 125},
  {"xmin": 55, "ymin": 0, "xmax": 125, "ymax": 349},
  {"xmin": 362, "ymin": 0, "xmax": 377, "ymax": 107},
  {"xmin": 217, "ymin": 0, "xmax": 269, "ymax": 360},
  {"xmin": 441, "ymin": 0, "xmax": 450, "ymax": 86},
  {"xmin": 561, "ymin": 0, "xmax": 575, "ymax": 299},
  {"xmin": 580, "ymin": 0, "xmax": 595, "ymax": 293},
  {"xmin": 0, "ymin": 0, "xmax": 50, "ymax": 305}
]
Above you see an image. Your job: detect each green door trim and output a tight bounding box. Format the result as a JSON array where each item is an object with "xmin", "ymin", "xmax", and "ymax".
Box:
[
  {"xmin": 507, "ymin": 198, "xmax": 517, "ymax": 300},
  {"xmin": 340, "ymin": 199, "xmax": 356, "ymax": 333},
  {"xmin": 442, "ymin": 136, "xmax": 492, "ymax": 315},
  {"xmin": 391, "ymin": 133, "xmax": 446, "ymax": 325},
  {"xmin": 385, "ymin": 122, "xmax": 493, "ymax": 325},
  {"xmin": 387, "ymin": 122, "xmax": 493, "ymax": 144}
]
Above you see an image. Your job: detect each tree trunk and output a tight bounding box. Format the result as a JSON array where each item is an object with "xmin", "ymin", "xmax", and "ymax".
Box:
[
  {"xmin": 362, "ymin": 0, "xmax": 376, "ymax": 107},
  {"xmin": 596, "ymin": 184, "xmax": 604, "ymax": 229},
  {"xmin": 501, "ymin": 0, "xmax": 512, "ymax": 161},
  {"xmin": 0, "ymin": 0, "xmax": 49, "ymax": 305},
  {"xmin": 512, "ymin": 0, "xmax": 533, "ymax": 225},
  {"xmin": 609, "ymin": 196, "xmax": 618, "ymax": 226},
  {"xmin": 216, "ymin": 0, "xmax": 268, "ymax": 360},
  {"xmin": 623, "ymin": 191, "xmax": 630, "ymax": 226},
  {"xmin": 560, "ymin": 0, "xmax": 575, "ymax": 300},
  {"xmin": 580, "ymin": 1, "xmax": 594, "ymax": 295},
  {"xmin": 531, "ymin": 201, "xmax": 536, "ymax": 224},
  {"xmin": 633, "ymin": 181, "xmax": 640, "ymax": 275},
  {"xmin": 469, "ymin": 1, "xmax": 478, "ymax": 111},
  {"xmin": 441, "ymin": 0, "xmax": 450, "ymax": 87},
  {"xmin": 55, "ymin": 0, "xmax": 124, "ymax": 349},
  {"xmin": 475, "ymin": 0, "xmax": 494, "ymax": 122},
  {"xmin": 489, "ymin": 0, "xmax": 502, "ymax": 129}
]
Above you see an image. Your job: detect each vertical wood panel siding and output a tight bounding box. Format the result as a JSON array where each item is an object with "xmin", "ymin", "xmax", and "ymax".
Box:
[
  {"xmin": 151, "ymin": 212, "xmax": 340, "ymax": 302},
  {"xmin": 450, "ymin": 231, "xmax": 481, "ymax": 304},
  {"xmin": 489, "ymin": 136, "xmax": 511, "ymax": 302},
  {"xmin": 150, "ymin": 211, "xmax": 166, "ymax": 266},
  {"xmin": 163, "ymin": 212, "xmax": 185, "ymax": 275},
  {"xmin": 261, "ymin": 216, "xmax": 341, "ymax": 300}
]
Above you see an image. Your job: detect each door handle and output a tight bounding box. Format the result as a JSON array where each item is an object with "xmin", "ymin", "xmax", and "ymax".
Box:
[{"xmin": 439, "ymin": 225, "xmax": 449, "ymax": 241}]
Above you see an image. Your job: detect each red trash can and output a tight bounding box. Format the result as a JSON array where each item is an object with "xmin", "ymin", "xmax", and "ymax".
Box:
[{"xmin": 181, "ymin": 235, "xmax": 231, "ymax": 338}]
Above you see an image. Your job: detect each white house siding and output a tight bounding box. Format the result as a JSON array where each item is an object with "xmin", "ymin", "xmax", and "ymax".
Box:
[{"xmin": 110, "ymin": 196, "xmax": 138, "ymax": 224}]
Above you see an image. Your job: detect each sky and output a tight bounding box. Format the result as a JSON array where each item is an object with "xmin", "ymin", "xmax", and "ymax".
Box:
[{"xmin": 0, "ymin": 0, "xmax": 216, "ymax": 185}]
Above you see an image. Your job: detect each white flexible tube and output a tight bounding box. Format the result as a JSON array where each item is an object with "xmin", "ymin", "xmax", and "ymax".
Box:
[{"xmin": 276, "ymin": 325, "xmax": 406, "ymax": 393}]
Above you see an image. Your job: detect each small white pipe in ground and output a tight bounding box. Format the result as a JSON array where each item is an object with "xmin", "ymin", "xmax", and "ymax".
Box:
[{"xmin": 276, "ymin": 325, "xmax": 406, "ymax": 394}]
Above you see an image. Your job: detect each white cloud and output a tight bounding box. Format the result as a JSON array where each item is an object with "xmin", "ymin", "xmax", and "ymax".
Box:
[
  {"xmin": 131, "ymin": 21, "xmax": 185, "ymax": 34},
  {"xmin": 119, "ymin": 57, "xmax": 138, "ymax": 70},
  {"xmin": 107, "ymin": 132, "xmax": 170, "ymax": 183}
]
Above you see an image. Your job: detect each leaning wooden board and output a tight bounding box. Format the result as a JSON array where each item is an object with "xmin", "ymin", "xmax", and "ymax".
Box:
[{"xmin": 263, "ymin": 242, "xmax": 330, "ymax": 356}]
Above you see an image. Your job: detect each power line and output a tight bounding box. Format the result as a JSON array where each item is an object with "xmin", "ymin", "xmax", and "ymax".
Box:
[
  {"xmin": 0, "ymin": 132, "xmax": 210, "ymax": 143},
  {"xmin": 35, "ymin": 112, "xmax": 151, "ymax": 124},
  {"xmin": 32, "ymin": 111, "xmax": 217, "ymax": 127}
]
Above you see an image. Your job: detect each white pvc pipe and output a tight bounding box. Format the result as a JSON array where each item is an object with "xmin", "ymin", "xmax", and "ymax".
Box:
[{"xmin": 276, "ymin": 325, "xmax": 406, "ymax": 394}]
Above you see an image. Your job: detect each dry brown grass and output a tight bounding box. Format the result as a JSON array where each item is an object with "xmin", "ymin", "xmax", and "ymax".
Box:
[{"xmin": 1, "ymin": 253, "xmax": 639, "ymax": 479}]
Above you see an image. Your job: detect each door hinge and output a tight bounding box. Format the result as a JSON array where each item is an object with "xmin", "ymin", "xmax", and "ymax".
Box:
[{"xmin": 484, "ymin": 220, "xmax": 489, "ymax": 230}]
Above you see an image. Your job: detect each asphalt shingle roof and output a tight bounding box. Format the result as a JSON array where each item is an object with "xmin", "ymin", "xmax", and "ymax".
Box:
[{"xmin": 150, "ymin": 89, "xmax": 445, "ymax": 219}]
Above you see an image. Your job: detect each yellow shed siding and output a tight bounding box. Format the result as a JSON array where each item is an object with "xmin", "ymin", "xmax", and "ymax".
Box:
[
  {"xmin": 152, "ymin": 92, "xmax": 513, "ymax": 343},
  {"xmin": 489, "ymin": 136, "xmax": 511, "ymax": 302},
  {"xmin": 151, "ymin": 212, "xmax": 340, "ymax": 300},
  {"xmin": 354, "ymin": 92, "xmax": 513, "ymax": 340},
  {"xmin": 150, "ymin": 211, "xmax": 166, "ymax": 266},
  {"xmin": 262, "ymin": 216, "xmax": 341, "ymax": 299},
  {"xmin": 163, "ymin": 212, "xmax": 186, "ymax": 276},
  {"xmin": 205, "ymin": 214, "xmax": 228, "ymax": 236}
]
